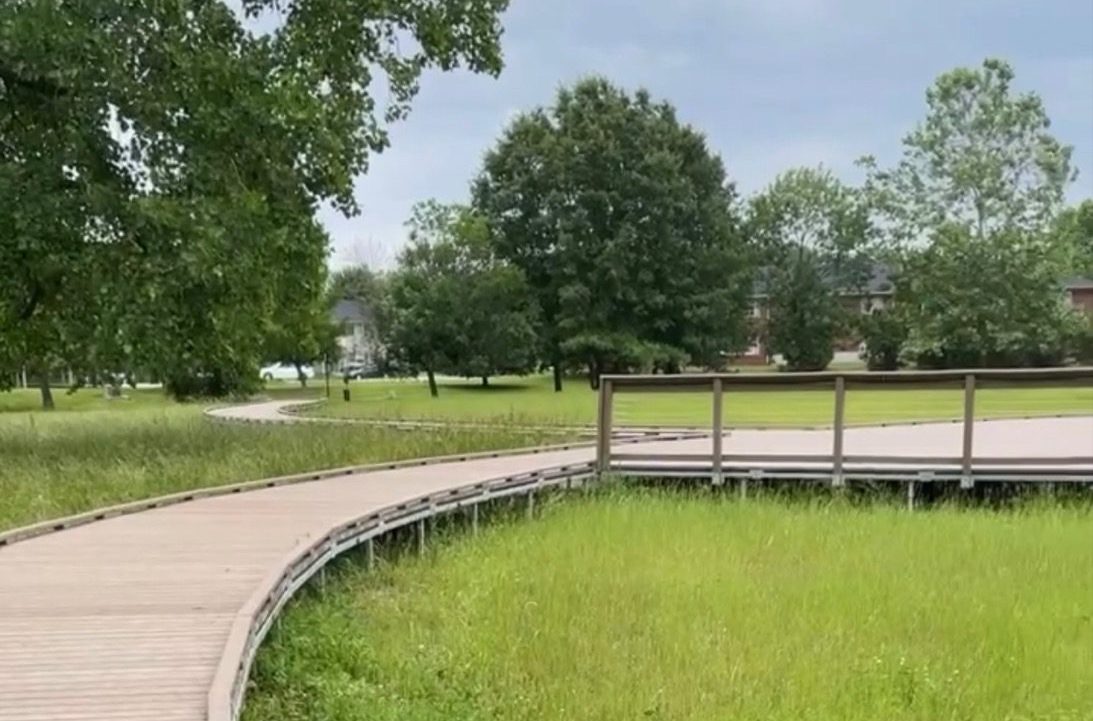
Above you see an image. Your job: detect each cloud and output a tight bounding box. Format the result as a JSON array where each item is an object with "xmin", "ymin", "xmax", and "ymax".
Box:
[{"xmin": 322, "ymin": 0, "xmax": 1093, "ymax": 268}]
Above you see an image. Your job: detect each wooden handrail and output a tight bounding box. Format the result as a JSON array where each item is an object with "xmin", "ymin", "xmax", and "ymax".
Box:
[{"xmin": 603, "ymin": 366, "xmax": 1093, "ymax": 391}]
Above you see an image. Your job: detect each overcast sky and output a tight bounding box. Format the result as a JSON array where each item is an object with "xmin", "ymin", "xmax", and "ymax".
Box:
[{"xmin": 322, "ymin": 0, "xmax": 1093, "ymax": 269}]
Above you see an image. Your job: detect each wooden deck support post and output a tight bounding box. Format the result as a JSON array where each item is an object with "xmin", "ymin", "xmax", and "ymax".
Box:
[
  {"xmin": 961, "ymin": 374, "xmax": 976, "ymax": 489},
  {"xmin": 365, "ymin": 538, "xmax": 375, "ymax": 570},
  {"xmin": 471, "ymin": 503, "xmax": 479, "ymax": 536},
  {"xmin": 906, "ymin": 481, "xmax": 916, "ymax": 511},
  {"xmin": 596, "ymin": 379, "xmax": 614, "ymax": 475},
  {"xmin": 712, "ymin": 378, "xmax": 724, "ymax": 486},
  {"xmin": 526, "ymin": 491, "xmax": 535, "ymax": 520},
  {"xmin": 416, "ymin": 519, "xmax": 426, "ymax": 556},
  {"xmin": 832, "ymin": 376, "xmax": 846, "ymax": 488}
]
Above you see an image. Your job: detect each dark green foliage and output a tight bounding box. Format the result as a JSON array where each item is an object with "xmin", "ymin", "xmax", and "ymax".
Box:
[
  {"xmin": 767, "ymin": 251, "xmax": 838, "ymax": 372},
  {"xmin": 0, "ymin": 0, "xmax": 510, "ymax": 406},
  {"xmin": 898, "ymin": 228, "xmax": 1080, "ymax": 368},
  {"xmin": 858, "ymin": 310, "xmax": 907, "ymax": 371},
  {"xmin": 474, "ymin": 78, "xmax": 752, "ymax": 386},
  {"xmin": 387, "ymin": 202, "xmax": 538, "ymax": 396},
  {"xmin": 748, "ymin": 167, "xmax": 870, "ymax": 372},
  {"xmin": 1055, "ymin": 200, "xmax": 1093, "ymax": 277}
]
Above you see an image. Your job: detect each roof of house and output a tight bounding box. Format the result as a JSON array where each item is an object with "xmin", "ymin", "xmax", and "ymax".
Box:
[
  {"xmin": 752, "ymin": 262, "xmax": 895, "ymax": 298},
  {"xmin": 331, "ymin": 299, "xmax": 371, "ymax": 325},
  {"xmin": 1064, "ymin": 277, "xmax": 1093, "ymax": 290}
]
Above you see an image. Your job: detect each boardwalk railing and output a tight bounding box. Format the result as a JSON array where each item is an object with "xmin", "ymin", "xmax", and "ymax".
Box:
[{"xmin": 597, "ymin": 367, "xmax": 1093, "ymax": 487}]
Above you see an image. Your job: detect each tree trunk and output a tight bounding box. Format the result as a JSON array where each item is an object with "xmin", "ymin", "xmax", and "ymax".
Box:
[
  {"xmin": 588, "ymin": 360, "xmax": 600, "ymax": 390},
  {"xmin": 295, "ymin": 362, "xmax": 307, "ymax": 388},
  {"xmin": 552, "ymin": 361, "xmax": 563, "ymax": 392},
  {"xmin": 426, "ymin": 368, "xmax": 439, "ymax": 398},
  {"xmin": 481, "ymin": 375, "xmax": 489, "ymax": 387},
  {"xmin": 38, "ymin": 371, "xmax": 54, "ymax": 411}
]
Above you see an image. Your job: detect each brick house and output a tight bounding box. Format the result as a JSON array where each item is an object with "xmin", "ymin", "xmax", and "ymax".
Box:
[
  {"xmin": 1066, "ymin": 277, "xmax": 1093, "ymax": 314},
  {"xmin": 736, "ymin": 269, "xmax": 1093, "ymax": 365}
]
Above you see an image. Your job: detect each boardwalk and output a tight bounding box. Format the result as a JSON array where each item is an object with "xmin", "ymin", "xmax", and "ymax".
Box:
[{"xmin": 1, "ymin": 415, "xmax": 1091, "ymax": 720}]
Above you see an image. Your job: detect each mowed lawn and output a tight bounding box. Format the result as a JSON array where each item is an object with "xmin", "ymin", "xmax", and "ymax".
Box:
[
  {"xmin": 313, "ymin": 374, "xmax": 1093, "ymax": 427},
  {"xmin": 246, "ymin": 491, "xmax": 1093, "ymax": 721},
  {"xmin": 0, "ymin": 388, "xmax": 564, "ymax": 531}
]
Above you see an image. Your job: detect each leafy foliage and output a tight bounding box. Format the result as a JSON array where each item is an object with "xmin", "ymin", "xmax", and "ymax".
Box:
[
  {"xmin": 748, "ymin": 167, "xmax": 870, "ymax": 371},
  {"xmin": 766, "ymin": 250, "xmax": 838, "ymax": 372},
  {"xmin": 0, "ymin": 0, "xmax": 510, "ymax": 406},
  {"xmin": 387, "ymin": 201, "xmax": 538, "ymax": 396},
  {"xmin": 474, "ymin": 78, "xmax": 752, "ymax": 386},
  {"xmin": 1055, "ymin": 199, "xmax": 1093, "ymax": 278},
  {"xmin": 861, "ymin": 59, "xmax": 1081, "ymax": 368},
  {"xmin": 860, "ymin": 58, "xmax": 1074, "ymax": 246},
  {"xmin": 857, "ymin": 310, "xmax": 908, "ymax": 371}
]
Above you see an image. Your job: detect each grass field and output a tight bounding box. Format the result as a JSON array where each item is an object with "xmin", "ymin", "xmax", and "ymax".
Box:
[
  {"xmin": 0, "ymin": 401, "xmax": 563, "ymax": 531},
  {"xmin": 312, "ymin": 374, "xmax": 1093, "ymax": 428},
  {"xmin": 246, "ymin": 490, "xmax": 1093, "ymax": 721}
]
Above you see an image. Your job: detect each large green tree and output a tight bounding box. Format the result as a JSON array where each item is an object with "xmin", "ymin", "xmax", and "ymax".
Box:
[
  {"xmin": 473, "ymin": 77, "xmax": 752, "ymax": 389},
  {"xmin": 387, "ymin": 201, "xmax": 538, "ymax": 396},
  {"xmin": 748, "ymin": 167, "xmax": 870, "ymax": 371},
  {"xmin": 861, "ymin": 59, "xmax": 1081, "ymax": 367},
  {"xmin": 1, "ymin": 0, "xmax": 509, "ymax": 407}
]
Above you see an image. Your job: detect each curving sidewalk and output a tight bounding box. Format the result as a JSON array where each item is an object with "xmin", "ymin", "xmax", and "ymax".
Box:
[{"xmin": 1, "ymin": 415, "xmax": 1090, "ymax": 720}]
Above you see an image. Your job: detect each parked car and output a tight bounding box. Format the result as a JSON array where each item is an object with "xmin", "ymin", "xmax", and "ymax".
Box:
[
  {"xmin": 343, "ymin": 362, "xmax": 380, "ymax": 380},
  {"xmin": 260, "ymin": 363, "xmax": 313, "ymax": 382}
]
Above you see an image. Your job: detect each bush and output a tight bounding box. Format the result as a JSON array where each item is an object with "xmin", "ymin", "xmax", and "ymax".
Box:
[{"xmin": 858, "ymin": 311, "xmax": 907, "ymax": 370}]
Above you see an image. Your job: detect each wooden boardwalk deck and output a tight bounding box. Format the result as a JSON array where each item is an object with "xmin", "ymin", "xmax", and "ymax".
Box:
[{"xmin": 1, "ymin": 416, "xmax": 1090, "ymax": 720}]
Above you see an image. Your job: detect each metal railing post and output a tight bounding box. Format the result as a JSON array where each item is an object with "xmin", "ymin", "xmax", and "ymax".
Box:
[
  {"xmin": 712, "ymin": 378, "xmax": 724, "ymax": 485},
  {"xmin": 832, "ymin": 375, "xmax": 846, "ymax": 487},
  {"xmin": 961, "ymin": 373, "xmax": 976, "ymax": 489},
  {"xmin": 596, "ymin": 379, "xmax": 614, "ymax": 475}
]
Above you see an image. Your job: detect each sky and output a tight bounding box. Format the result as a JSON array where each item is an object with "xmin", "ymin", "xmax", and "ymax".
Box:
[{"xmin": 322, "ymin": 0, "xmax": 1093, "ymax": 269}]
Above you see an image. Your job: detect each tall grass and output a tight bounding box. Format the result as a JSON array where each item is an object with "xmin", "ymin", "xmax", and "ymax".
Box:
[
  {"xmin": 0, "ymin": 405, "xmax": 564, "ymax": 531},
  {"xmin": 246, "ymin": 490, "xmax": 1093, "ymax": 721}
]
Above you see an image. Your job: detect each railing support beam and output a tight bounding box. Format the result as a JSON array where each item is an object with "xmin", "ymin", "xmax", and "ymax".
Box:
[
  {"xmin": 712, "ymin": 378, "xmax": 724, "ymax": 486},
  {"xmin": 596, "ymin": 379, "xmax": 614, "ymax": 475},
  {"xmin": 961, "ymin": 374, "xmax": 976, "ymax": 489},
  {"xmin": 832, "ymin": 376, "xmax": 846, "ymax": 488}
]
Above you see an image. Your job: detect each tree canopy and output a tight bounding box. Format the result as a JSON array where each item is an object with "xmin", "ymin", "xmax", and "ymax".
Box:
[
  {"xmin": 0, "ymin": 0, "xmax": 510, "ymax": 406},
  {"xmin": 861, "ymin": 58, "xmax": 1082, "ymax": 368},
  {"xmin": 473, "ymin": 77, "xmax": 752, "ymax": 388},
  {"xmin": 748, "ymin": 167, "xmax": 871, "ymax": 371},
  {"xmin": 387, "ymin": 201, "xmax": 538, "ymax": 396}
]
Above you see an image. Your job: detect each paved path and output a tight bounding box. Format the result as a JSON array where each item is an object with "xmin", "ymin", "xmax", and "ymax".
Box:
[{"xmin": 1, "ymin": 417, "xmax": 1090, "ymax": 720}]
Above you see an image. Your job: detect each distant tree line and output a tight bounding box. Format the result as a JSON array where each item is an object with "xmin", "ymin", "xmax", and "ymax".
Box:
[{"xmin": 347, "ymin": 61, "xmax": 1092, "ymax": 393}]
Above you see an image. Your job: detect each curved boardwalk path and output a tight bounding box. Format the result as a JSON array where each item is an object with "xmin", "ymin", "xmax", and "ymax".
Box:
[{"xmin": 1, "ymin": 409, "xmax": 1091, "ymax": 720}]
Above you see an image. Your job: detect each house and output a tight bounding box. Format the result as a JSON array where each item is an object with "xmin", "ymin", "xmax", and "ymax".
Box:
[
  {"xmin": 1065, "ymin": 277, "xmax": 1093, "ymax": 314},
  {"xmin": 739, "ymin": 265, "xmax": 895, "ymax": 364},
  {"xmin": 737, "ymin": 269, "xmax": 1093, "ymax": 366},
  {"xmin": 331, "ymin": 299, "xmax": 381, "ymax": 371}
]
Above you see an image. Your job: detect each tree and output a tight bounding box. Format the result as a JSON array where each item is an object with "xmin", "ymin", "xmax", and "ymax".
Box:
[
  {"xmin": 861, "ymin": 58, "xmax": 1074, "ymax": 246},
  {"xmin": 897, "ymin": 227, "xmax": 1080, "ymax": 368},
  {"xmin": 387, "ymin": 201, "xmax": 537, "ymax": 397},
  {"xmin": 765, "ymin": 251, "xmax": 838, "ymax": 372},
  {"xmin": 858, "ymin": 309, "xmax": 908, "ymax": 371},
  {"xmin": 748, "ymin": 167, "xmax": 871, "ymax": 371},
  {"xmin": 1, "ymin": 0, "xmax": 510, "ymax": 407},
  {"xmin": 1055, "ymin": 199, "xmax": 1093, "ymax": 277},
  {"xmin": 473, "ymin": 77, "xmax": 752, "ymax": 389},
  {"xmin": 861, "ymin": 59, "xmax": 1081, "ymax": 368}
]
